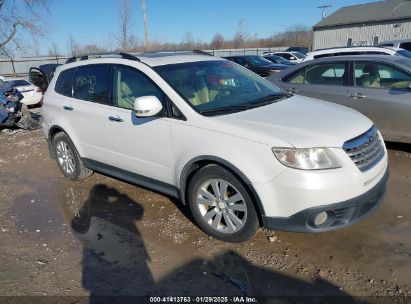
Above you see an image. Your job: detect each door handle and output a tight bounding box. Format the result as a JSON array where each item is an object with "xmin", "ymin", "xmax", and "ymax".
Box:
[
  {"xmin": 349, "ymin": 92, "xmax": 366, "ymax": 99},
  {"xmin": 63, "ymin": 105, "xmax": 73, "ymax": 111},
  {"xmin": 287, "ymin": 87, "xmax": 298, "ymax": 94},
  {"xmin": 109, "ymin": 116, "xmax": 123, "ymax": 122}
]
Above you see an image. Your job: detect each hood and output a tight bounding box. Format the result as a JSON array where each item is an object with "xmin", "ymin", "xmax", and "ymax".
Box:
[{"xmin": 211, "ymin": 95, "xmax": 373, "ymax": 148}]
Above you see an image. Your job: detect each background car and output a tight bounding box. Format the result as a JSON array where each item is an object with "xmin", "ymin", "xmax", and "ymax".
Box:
[
  {"xmin": 29, "ymin": 63, "xmax": 61, "ymax": 93},
  {"xmin": 264, "ymin": 51, "xmax": 306, "ymax": 63},
  {"xmin": 263, "ymin": 54, "xmax": 296, "ymax": 66},
  {"xmin": 378, "ymin": 39, "xmax": 411, "ymax": 52},
  {"xmin": 4, "ymin": 79, "xmax": 43, "ymax": 106},
  {"xmin": 286, "ymin": 47, "xmax": 309, "ymax": 55},
  {"xmin": 268, "ymin": 55, "xmax": 411, "ymax": 144},
  {"xmin": 223, "ymin": 55, "xmax": 289, "ymax": 77},
  {"xmin": 304, "ymin": 46, "xmax": 411, "ymax": 62}
]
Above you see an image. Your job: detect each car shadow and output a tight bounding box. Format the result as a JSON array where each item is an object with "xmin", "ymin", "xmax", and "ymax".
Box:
[
  {"xmin": 385, "ymin": 141, "xmax": 411, "ymax": 153},
  {"xmin": 65, "ymin": 184, "xmax": 368, "ymax": 304}
]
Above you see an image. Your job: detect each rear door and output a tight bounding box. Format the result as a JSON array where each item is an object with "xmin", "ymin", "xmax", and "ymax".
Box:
[
  {"xmin": 61, "ymin": 64, "xmax": 112, "ymax": 163},
  {"xmin": 347, "ymin": 61, "xmax": 411, "ymax": 142},
  {"xmin": 280, "ymin": 61, "xmax": 350, "ymax": 106}
]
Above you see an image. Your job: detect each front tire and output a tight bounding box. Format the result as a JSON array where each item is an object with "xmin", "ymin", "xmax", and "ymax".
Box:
[
  {"xmin": 53, "ymin": 132, "xmax": 93, "ymax": 180},
  {"xmin": 187, "ymin": 165, "xmax": 259, "ymax": 242}
]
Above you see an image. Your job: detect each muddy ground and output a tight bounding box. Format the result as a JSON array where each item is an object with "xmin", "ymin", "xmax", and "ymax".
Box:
[{"xmin": 0, "ymin": 122, "xmax": 410, "ymax": 303}]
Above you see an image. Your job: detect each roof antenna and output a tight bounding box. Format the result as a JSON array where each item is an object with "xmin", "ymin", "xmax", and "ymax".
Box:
[{"xmin": 318, "ymin": 4, "xmax": 332, "ymax": 19}]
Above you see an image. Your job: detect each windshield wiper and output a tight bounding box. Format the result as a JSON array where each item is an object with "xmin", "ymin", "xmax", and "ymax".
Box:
[
  {"xmin": 200, "ymin": 104, "xmax": 251, "ymax": 116},
  {"xmin": 249, "ymin": 93, "xmax": 289, "ymax": 105}
]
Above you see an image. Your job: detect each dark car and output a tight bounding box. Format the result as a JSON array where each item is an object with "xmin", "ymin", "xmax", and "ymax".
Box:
[
  {"xmin": 263, "ymin": 55, "xmax": 296, "ymax": 66},
  {"xmin": 223, "ymin": 55, "xmax": 289, "ymax": 77},
  {"xmin": 267, "ymin": 55, "xmax": 411, "ymax": 144}
]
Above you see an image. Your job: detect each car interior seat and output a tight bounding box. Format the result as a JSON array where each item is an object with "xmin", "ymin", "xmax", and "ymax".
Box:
[{"xmin": 359, "ymin": 64, "xmax": 381, "ymax": 88}]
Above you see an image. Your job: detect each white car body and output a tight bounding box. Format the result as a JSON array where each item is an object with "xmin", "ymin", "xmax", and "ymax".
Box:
[
  {"xmin": 5, "ymin": 79, "xmax": 42, "ymax": 106},
  {"xmin": 41, "ymin": 53, "xmax": 388, "ymax": 240},
  {"xmin": 304, "ymin": 46, "xmax": 411, "ymax": 62}
]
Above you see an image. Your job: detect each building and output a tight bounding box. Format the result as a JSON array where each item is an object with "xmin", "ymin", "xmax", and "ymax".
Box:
[{"xmin": 313, "ymin": 0, "xmax": 411, "ymax": 50}]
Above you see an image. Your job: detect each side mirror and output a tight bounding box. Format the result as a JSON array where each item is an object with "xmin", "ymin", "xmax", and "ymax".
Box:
[{"xmin": 134, "ymin": 96, "xmax": 163, "ymax": 117}]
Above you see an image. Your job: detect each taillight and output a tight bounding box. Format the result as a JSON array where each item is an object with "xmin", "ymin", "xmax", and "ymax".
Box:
[{"xmin": 39, "ymin": 96, "xmax": 44, "ymax": 106}]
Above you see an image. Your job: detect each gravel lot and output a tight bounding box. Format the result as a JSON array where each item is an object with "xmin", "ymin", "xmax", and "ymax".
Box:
[{"xmin": 0, "ymin": 124, "xmax": 410, "ymax": 303}]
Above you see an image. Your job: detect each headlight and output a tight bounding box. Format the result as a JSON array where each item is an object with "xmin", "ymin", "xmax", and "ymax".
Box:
[{"xmin": 272, "ymin": 147, "xmax": 341, "ymax": 170}]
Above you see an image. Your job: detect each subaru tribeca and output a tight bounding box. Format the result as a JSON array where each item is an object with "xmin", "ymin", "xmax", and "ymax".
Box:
[{"xmin": 40, "ymin": 52, "xmax": 388, "ymax": 242}]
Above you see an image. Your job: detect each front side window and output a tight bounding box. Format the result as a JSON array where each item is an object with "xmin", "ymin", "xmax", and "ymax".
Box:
[
  {"xmin": 154, "ymin": 60, "xmax": 287, "ymax": 116},
  {"xmin": 73, "ymin": 65, "xmax": 110, "ymax": 103},
  {"xmin": 354, "ymin": 62, "xmax": 411, "ymax": 89},
  {"xmin": 113, "ymin": 65, "xmax": 165, "ymax": 110},
  {"xmin": 55, "ymin": 68, "xmax": 76, "ymax": 97},
  {"xmin": 287, "ymin": 62, "xmax": 346, "ymax": 86}
]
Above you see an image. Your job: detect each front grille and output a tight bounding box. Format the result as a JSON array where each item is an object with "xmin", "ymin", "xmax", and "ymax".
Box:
[{"xmin": 343, "ymin": 126, "xmax": 385, "ymax": 172}]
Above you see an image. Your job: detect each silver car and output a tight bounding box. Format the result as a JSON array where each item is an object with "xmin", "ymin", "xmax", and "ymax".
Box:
[{"xmin": 268, "ymin": 55, "xmax": 411, "ymax": 144}]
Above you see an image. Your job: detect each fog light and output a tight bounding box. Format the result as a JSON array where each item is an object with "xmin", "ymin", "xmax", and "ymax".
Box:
[{"xmin": 314, "ymin": 211, "xmax": 328, "ymax": 226}]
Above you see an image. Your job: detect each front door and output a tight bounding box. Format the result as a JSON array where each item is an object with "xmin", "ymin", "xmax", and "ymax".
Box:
[
  {"xmin": 281, "ymin": 61, "xmax": 350, "ymax": 106},
  {"xmin": 106, "ymin": 64, "xmax": 174, "ymax": 184}
]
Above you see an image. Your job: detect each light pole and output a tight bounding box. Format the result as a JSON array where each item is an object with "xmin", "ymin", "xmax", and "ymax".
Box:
[{"xmin": 141, "ymin": 0, "xmax": 149, "ymax": 50}]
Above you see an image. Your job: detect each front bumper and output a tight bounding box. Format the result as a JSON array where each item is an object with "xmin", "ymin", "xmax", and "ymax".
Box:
[{"xmin": 262, "ymin": 168, "xmax": 388, "ymax": 232}]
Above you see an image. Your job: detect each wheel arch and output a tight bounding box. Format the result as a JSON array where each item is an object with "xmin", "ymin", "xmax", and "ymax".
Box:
[
  {"xmin": 48, "ymin": 125, "xmax": 82, "ymax": 159},
  {"xmin": 179, "ymin": 156, "xmax": 266, "ymax": 222}
]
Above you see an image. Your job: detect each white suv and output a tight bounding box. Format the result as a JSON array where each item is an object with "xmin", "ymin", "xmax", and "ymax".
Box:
[
  {"xmin": 304, "ymin": 46, "xmax": 411, "ymax": 62},
  {"xmin": 40, "ymin": 51, "xmax": 388, "ymax": 242}
]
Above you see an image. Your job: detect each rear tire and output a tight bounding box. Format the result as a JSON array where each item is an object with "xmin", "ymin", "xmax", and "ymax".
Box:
[
  {"xmin": 52, "ymin": 132, "xmax": 93, "ymax": 180},
  {"xmin": 187, "ymin": 165, "xmax": 259, "ymax": 243}
]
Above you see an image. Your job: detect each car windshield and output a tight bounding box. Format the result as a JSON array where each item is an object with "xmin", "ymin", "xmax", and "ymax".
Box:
[
  {"xmin": 154, "ymin": 60, "xmax": 288, "ymax": 116},
  {"xmin": 397, "ymin": 49, "xmax": 411, "ymax": 59},
  {"xmin": 245, "ymin": 56, "xmax": 273, "ymax": 66},
  {"xmin": 6, "ymin": 79, "xmax": 31, "ymax": 86},
  {"xmin": 291, "ymin": 52, "xmax": 306, "ymax": 59}
]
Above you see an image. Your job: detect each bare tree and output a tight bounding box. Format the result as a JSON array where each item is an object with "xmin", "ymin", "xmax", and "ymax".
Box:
[
  {"xmin": 210, "ymin": 33, "xmax": 224, "ymax": 49},
  {"xmin": 66, "ymin": 34, "xmax": 79, "ymax": 56},
  {"xmin": 48, "ymin": 41, "xmax": 60, "ymax": 56},
  {"xmin": 233, "ymin": 19, "xmax": 248, "ymax": 48},
  {"xmin": 180, "ymin": 31, "xmax": 194, "ymax": 49},
  {"xmin": 117, "ymin": 0, "xmax": 138, "ymax": 51},
  {"xmin": 0, "ymin": 0, "xmax": 51, "ymax": 54}
]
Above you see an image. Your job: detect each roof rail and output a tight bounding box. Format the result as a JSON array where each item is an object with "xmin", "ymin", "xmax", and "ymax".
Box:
[
  {"xmin": 65, "ymin": 52, "xmax": 140, "ymax": 64},
  {"xmin": 138, "ymin": 49, "xmax": 213, "ymax": 56}
]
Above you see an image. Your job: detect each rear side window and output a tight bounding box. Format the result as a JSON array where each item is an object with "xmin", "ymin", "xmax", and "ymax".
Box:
[
  {"xmin": 354, "ymin": 62, "xmax": 411, "ymax": 89},
  {"xmin": 73, "ymin": 65, "xmax": 110, "ymax": 104},
  {"xmin": 55, "ymin": 68, "xmax": 76, "ymax": 97}
]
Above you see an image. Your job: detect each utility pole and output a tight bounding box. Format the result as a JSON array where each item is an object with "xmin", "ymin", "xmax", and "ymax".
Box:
[
  {"xmin": 141, "ymin": 0, "xmax": 149, "ymax": 50},
  {"xmin": 318, "ymin": 4, "xmax": 332, "ymax": 19}
]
